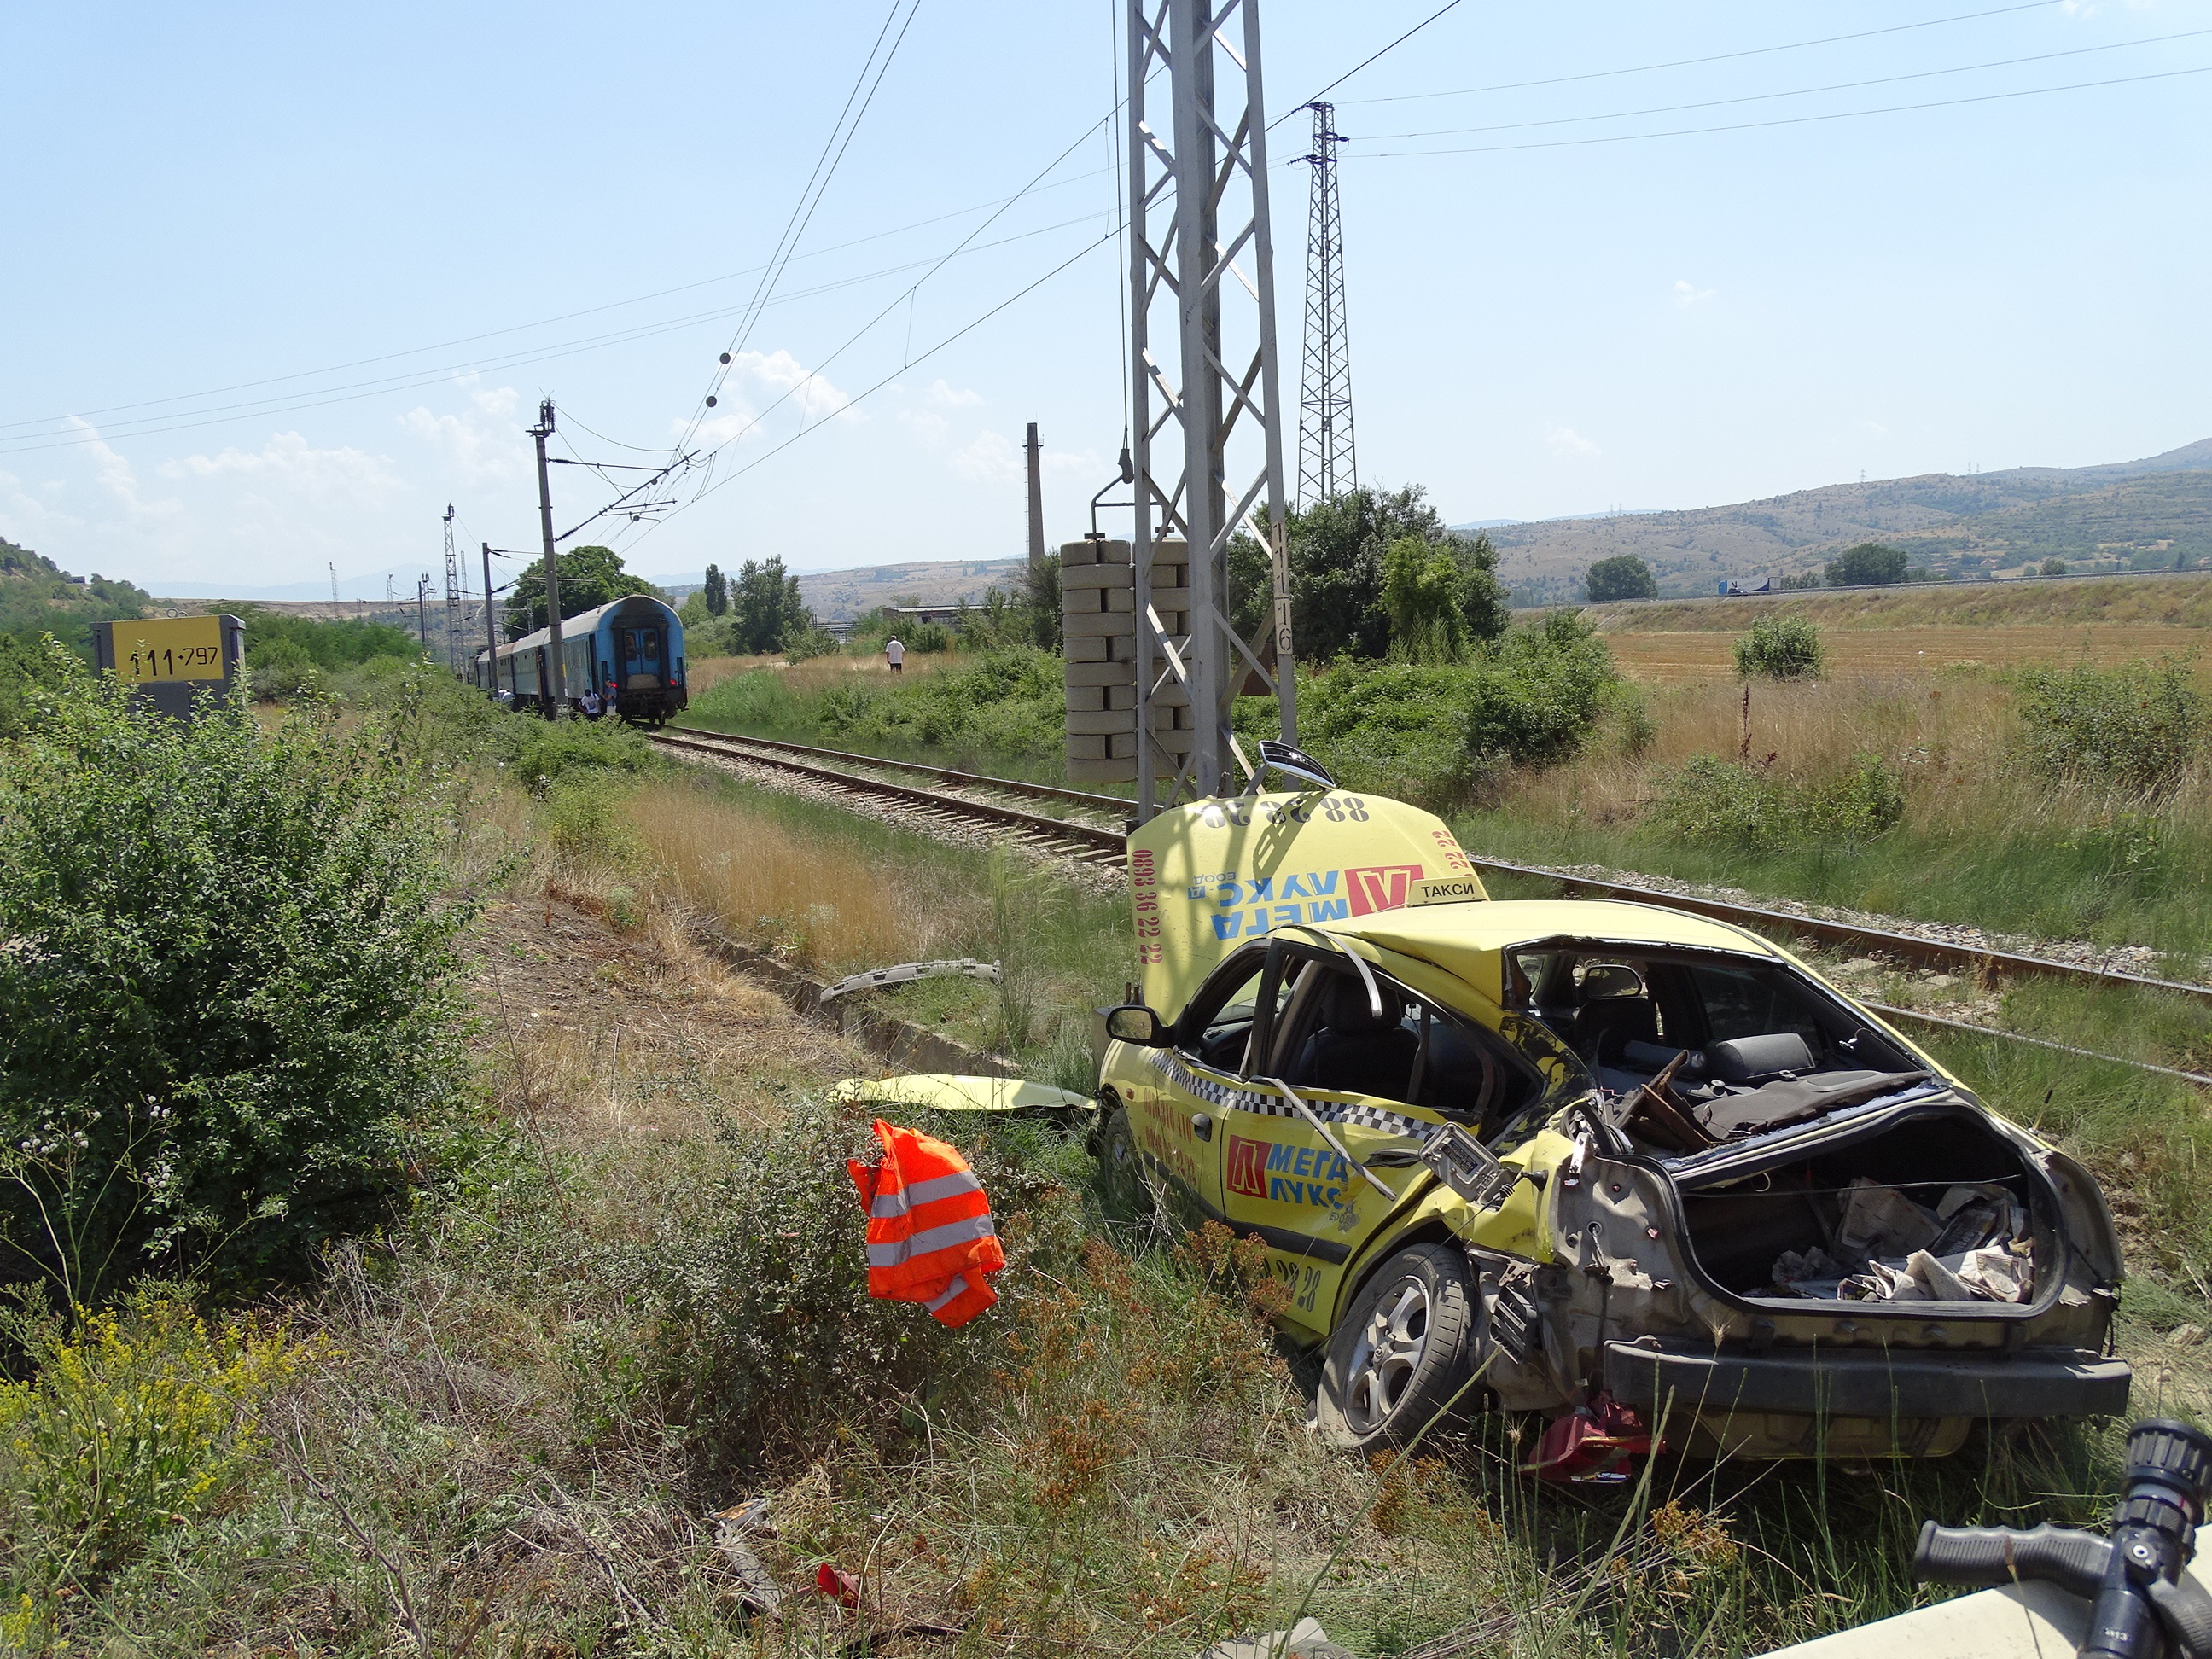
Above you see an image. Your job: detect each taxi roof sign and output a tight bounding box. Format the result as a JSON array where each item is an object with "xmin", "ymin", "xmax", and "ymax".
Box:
[
  {"xmin": 1408, "ymin": 875, "xmax": 1487, "ymax": 908},
  {"xmin": 1126, "ymin": 789, "xmax": 1487, "ymax": 1018}
]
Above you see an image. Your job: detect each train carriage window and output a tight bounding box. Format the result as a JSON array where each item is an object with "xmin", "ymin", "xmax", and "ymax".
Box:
[{"xmin": 642, "ymin": 628, "xmax": 661, "ymax": 663}]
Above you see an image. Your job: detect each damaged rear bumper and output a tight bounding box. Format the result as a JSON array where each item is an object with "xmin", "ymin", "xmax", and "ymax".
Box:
[{"xmin": 1604, "ymin": 1339, "xmax": 2132, "ymax": 1422}]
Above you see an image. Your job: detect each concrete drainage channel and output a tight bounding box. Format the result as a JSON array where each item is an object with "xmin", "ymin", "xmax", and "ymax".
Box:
[{"xmin": 690, "ymin": 922, "xmax": 1018, "ymax": 1080}]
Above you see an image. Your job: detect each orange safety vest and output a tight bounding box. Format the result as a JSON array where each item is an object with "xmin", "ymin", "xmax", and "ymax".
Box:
[{"xmin": 847, "ymin": 1119, "xmax": 1004, "ymax": 1327}]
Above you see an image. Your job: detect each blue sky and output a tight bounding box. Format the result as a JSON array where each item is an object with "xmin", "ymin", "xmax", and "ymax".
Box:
[{"xmin": 3, "ymin": 0, "xmax": 2207, "ymax": 593}]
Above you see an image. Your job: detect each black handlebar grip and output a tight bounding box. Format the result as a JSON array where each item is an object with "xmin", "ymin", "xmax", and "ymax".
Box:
[{"xmin": 1914, "ymin": 1521, "xmax": 2112, "ymax": 1602}]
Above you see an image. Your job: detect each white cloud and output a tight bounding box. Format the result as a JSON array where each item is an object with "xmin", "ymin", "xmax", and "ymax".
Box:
[
  {"xmin": 62, "ymin": 419, "xmax": 179, "ymax": 520},
  {"xmin": 928, "ymin": 379, "xmax": 982, "ymax": 408},
  {"xmin": 1673, "ymin": 279, "xmax": 1715, "ymax": 308},
  {"xmin": 399, "ymin": 380, "xmax": 528, "ymax": 482},
  {"xmin": 730, "ymin": 349, "xmax": 853, "ymax": 423},
  {"xmin": 1545, "ymin": 423, "xmax": 1598, "ymax": 457},
  {"xmin": 161, "ymin": 431, "xmax": 401, "ymax": 502},
  {"xmin": 951, "ymin": 429, "xmax": 1022, "ymax": 482},
  {"xmin": 1859, "ymin": 419, "xmax": 1889, "ymax": 437}
]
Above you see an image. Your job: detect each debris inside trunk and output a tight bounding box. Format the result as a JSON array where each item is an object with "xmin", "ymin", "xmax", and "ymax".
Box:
[{"xmin": 1770, "ymin": 1178, "xmax": 2033, "ymax": 1303}]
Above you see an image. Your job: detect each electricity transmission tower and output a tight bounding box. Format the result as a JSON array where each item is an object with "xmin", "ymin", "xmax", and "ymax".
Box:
[
  {"xmin": 441, "ymin": 504, "xmax": 462, "ymax": 673},
  {"xmin": 1126, "ymin": 0, "xmax": 1295, "ymax": 817},
  {"xmin": 1297, "ymin": 101, "xmax": 1355, "ymax": 508}
]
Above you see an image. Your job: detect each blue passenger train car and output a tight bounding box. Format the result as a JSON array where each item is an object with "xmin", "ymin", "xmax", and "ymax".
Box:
[{"xmin": 471, "ymin": 593, "xmax": 687, "ymax": 723}]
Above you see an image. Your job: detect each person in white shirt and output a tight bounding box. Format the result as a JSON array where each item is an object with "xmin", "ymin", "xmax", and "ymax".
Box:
[
  {"xmin": 579, "ymin": 688, "xmax": 602, "ymax": 719},
  {"xmin": 885, "ymin": 636, "xmax": 905, "ymax": 673}
]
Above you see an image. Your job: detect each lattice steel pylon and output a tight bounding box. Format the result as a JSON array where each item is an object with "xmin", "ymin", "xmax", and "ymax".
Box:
[
  {"xmin": 1296, "ymin": 101, "xmax": 1355, "ymax": 508},
  {"xmin": 1127, "ymin": 0, "xmax": 1296, "ymax": 818},
  {"xmin": 441, "ymin": 504, "xmax": 462, "ymax": 673}
]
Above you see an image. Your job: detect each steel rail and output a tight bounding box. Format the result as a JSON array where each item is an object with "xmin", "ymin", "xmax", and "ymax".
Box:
[
  {"xmin": 670, "ymin": 725, "xmax": 1132, "ymax": 812},
  {"xmin": 1458, "ymin": 856, "xmax": 2212, "ymax": 1012},
  {"xmin": 647, "ymin": 729, "xmax": 1127, "ymax": 859}
]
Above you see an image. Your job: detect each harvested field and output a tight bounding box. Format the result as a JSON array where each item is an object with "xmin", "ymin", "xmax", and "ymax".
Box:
[
  {"xmin": 1588, "ymin": 571, "xmax": 2212, "ymax": 633},
  {"xmin": 1605, "ymin": 624, "xmax": 2209, "ymax": 684}
]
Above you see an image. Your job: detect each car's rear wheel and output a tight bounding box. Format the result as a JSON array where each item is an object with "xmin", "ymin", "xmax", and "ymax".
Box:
[
  {"xmin": 1097, "ymin": 1106, "xmax": 1152, "ymax": 1220},
  {"xmin": 1318, "ymin": 1243, "xmax": 1478, "ymax": 1452}
]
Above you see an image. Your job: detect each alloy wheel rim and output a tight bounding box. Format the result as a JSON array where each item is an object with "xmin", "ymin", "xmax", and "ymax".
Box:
[{"xmin": 1344, "ymin": 1277, "xmax": 1431, "ymax": 1434}]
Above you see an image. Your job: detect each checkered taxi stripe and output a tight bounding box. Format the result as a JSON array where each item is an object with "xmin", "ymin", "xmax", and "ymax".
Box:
[{"xmin": 1145, "ymin": 1051, "xmax": 1428, "ymax": 1142}]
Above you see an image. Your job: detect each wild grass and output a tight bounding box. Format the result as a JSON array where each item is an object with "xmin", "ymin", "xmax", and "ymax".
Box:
[
  {"xmin": 567, "ymin": 769, "xmax": 1133, "ymax": 1076},
  {"xmin": 1464, "ymin": 672, "xmax": 2212, "ymax": 957}
]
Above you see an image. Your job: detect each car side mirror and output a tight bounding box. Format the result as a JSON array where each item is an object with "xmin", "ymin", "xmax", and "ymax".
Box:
[{"xmin": 1104, "ymin": 1004, "xmax": 1172, "ymax": 1046}]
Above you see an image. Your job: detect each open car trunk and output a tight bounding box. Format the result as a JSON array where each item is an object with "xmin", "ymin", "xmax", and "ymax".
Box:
[{"xmin": 1674, "ymin": 1103, "xmax": 2051, "ymax": 1311}]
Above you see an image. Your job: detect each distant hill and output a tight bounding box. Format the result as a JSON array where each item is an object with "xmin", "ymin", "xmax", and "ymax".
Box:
[
  {"xmin": 0, "ymin": 536, "xmax": 154, "ymax": 654},
  {"xmin": 1479, "ymin": 439, "xmax": 2212, "ymax": 603}
]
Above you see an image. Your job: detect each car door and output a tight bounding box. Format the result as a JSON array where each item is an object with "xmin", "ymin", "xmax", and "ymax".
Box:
[
  {"xmin": 1216, "ymin": 948, "xmax": 1532, "ymax": 1341},
  {"xmin": 1128, "ymin": 945, "xmax": 1277, "ymax": 1225}
]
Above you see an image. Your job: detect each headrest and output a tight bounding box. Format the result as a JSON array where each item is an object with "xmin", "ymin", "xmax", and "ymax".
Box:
[
  {"xmin": 1708, "ymin": 1032, "xmax": 1816, "ymax": 1083},
  {"xmin": 1321, "ymin": 972, "xmax": 1399, "ymax": 1033}
]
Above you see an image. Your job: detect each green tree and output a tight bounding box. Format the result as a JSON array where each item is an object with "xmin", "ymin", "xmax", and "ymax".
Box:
[
  {"xmin": 1585, "ymin": 555, "xmax": 1658, "ymax": 602},
  {"xmin": 1230, "ymin": 485, "xmax": 1505, "ymax": 662},
  {"xmin": 1382, "ymin": 536, "xmax": 1470, "ymax": 663},
  {"xmin": 730, "ymin": 555, "xmax": 813, "ymax": 655},
  {"xmin": 702, "ymin": 562, "xmax": 728, "ymax": 616},
  {"xmin": 504, "ymin": 545, "xmax": 661, "ymax": 638},
  {"xmin": 1824, "ymin": 543, "xmax": 1908, "ymax": 587}
]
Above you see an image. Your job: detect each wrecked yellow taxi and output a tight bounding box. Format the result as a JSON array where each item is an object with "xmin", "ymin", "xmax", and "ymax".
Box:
[{"xmin": 1089, "ymin": 787, "xmax": 2129, "ymax": 1465}]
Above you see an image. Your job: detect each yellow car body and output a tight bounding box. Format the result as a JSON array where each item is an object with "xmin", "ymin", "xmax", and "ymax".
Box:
[{"xmin": 1091, "ymin": 788, "xmax": 2129, "ymax": 1461}]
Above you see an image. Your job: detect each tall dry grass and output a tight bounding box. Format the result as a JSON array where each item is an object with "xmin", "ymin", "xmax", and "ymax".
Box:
[{"xmin": 616, "ymin": 775, "xmax": 967, "ymax": 970}]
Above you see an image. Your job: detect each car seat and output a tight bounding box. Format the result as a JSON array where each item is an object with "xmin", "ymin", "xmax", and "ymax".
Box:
[
  {"xmin": 1295, "ymin": 974, "xmax": 1419, "ymax": 1099},
  {"xmin": 1574, "ymin": 996, "xmax": 1660, "ymax": 1067}
]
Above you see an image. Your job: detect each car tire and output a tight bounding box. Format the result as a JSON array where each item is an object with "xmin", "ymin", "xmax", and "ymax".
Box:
[
  {"xmin": 1317, "ymin": 1243, "xmax": 1479, "ymax": 1452},
  {"xmin": 1097, "ymin": 1106, "xmax": 1152, "ymax": 1220}
]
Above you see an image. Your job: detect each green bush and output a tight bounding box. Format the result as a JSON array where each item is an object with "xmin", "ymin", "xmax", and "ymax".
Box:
[
  {"xmin": 1300, "ymin": 609, "xmax": 1629, "ymax": 806},
  {"xmin": 1734, "ymin": 614, "xmax": 1826, "ymax": 679},
  {"xmin": 0, "ymin": 649, "xmax": 474, "ymax": 1305},
  {"xmin": 815, "ymin": 648, "xmax": 1065, "ymax": 755},
  {"xmin": 0, "ymin": 1291, "xmax": 306, "ymax": 1610},
  {"xmin": 2016, "ymin": 655, "xmax": 2205, "ymax": 794},
  {"xmin": 247, "ymin": 639, "xmax": 317, "ymax": 702},
  {"xmin": 620, "ymin": 1099, "xmax": 1078, "ymax": 1474},
  {"xmin": 1650, "ymin": 754, "xmax": 1906, "ymax": 854},
  {"xmin": 508, "ymin": 710, "xmax": 658, "ymax": 788}
]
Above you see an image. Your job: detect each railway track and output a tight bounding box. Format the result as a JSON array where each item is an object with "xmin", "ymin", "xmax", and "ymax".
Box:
[
  {"xmin": 653, "ymin": 725, "xmax": 2212, "ymax": 1084},
  {"xmin": 647, "ymin": 727, "xmax": 1126, "ymax": 869}
]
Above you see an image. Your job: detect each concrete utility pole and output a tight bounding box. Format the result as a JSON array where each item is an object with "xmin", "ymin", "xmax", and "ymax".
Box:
[
  {"xmin": 1025, "ymin": 422, "xmax": 1045, "ymax": 572},
  {"xmin": 1297, "ymin": 101, "xmax": 1356, "ymax": 507},
  {"xmin": 1126, "ymin": 0, "xmax": 1295, "ymax": 817},
  {"xmin": 529, "ymin": 399, "xmax": 565, "ymax": 712},
  {"xmin": 415, "ymin": 575, "xmax": 429, "ymax": 649}
]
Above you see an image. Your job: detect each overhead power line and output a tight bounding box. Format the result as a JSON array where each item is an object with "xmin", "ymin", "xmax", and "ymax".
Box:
[
  {"xmin": 0, "ymin": 213, "xmax": 1105, "ymax": 457},
  {"xmin": 1356, "ymin": 61, "xmax": 2212, "ymax": 159},
  {"xmin": 1343, "ymin": 0, "xmax": 2068, "ymax": 107},
  {"xmin": 1358, "ymin": 26, "xmax": 2212, "ymax": 140},
  {"xmin": 672, "ymin": 0, "xmax": 925, "ymax": 459},
  {"xmin": 1272, "ymin": 0, "xmax": 1466, "ymax": 125},
  {"xmin": 0, "ymin": 171, "xmax": 1108, "ymax": 443}
]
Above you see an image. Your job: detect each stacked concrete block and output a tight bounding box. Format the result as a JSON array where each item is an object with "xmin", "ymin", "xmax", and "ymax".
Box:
[{"xmin": 1062, "ymin": 538, "xmax": 1194, "ymax": 783}]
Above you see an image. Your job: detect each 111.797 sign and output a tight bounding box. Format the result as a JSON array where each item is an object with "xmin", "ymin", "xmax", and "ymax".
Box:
[{"xmin": 93, "ymin": 614, "xmax": 246, "ymax": 718}]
